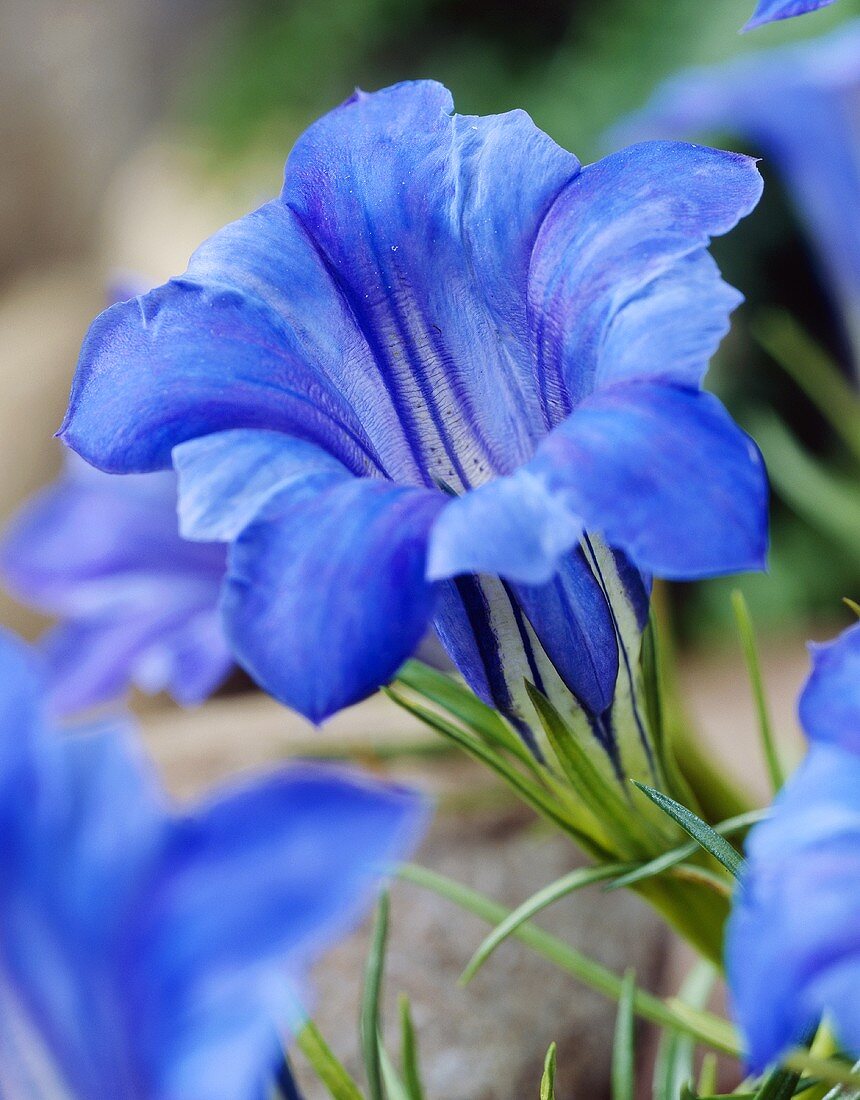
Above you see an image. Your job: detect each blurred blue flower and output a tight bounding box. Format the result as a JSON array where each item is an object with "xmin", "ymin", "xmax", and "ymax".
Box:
[
  {"xmin": 61, "ymin": 81, "xmax": 767, "ymax": 755},
  {"xmin": 0, "ymin": 628, "xmax": 425, "ymax": 1098},
  {"xmin": 0, "ymin": 452, "xmax": 232, "ymax": 715},
  {"xmin": 613, "ymin": 21, "xmax": 860, "ymax": 366},
  {"xmin": 726, "ymin": 621, "xmax": 860, "ymax": 1070},
  {"xmin": 746, "ymin": 0, "xmax": 838, "ymax": 29}
]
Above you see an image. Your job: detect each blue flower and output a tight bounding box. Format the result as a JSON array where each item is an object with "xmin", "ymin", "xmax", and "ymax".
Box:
[
  {"xmin": 61, "ymin": 82, "xmax": 767, "ymax": 759},
  {"xmin": 613, "ymin": 21, "xmax": 860, "ymax": 363},
  {"xmin": 746, "ymin": 0, "xmax": 838, "ymax": 29},
  {"xmin": 726, "ymin": 621, "xmax": 860, "ymax": 1070},
  {"xmin": 0, "ymin": 628, "xmax": 425, "ymax": 1098},
  {"xmin": 0, "ymin": 452, "xmax": 232, "ymax": 715}
]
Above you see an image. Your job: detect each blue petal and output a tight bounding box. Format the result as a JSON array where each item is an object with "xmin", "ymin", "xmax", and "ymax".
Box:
[
  {"xmin": 61, "ymin": 205, "xmax": 382, "ymax": 477},
  {"xmin": 223, "ymin": 478, "xmax": 446, "ymax": 721},
  {"xmin": 282, "ymin": 80, "xmax": 580, "ymax": 484},
  {"xmin": 0, "ymin": 456, "xmax": 231, "ymax": 715},
  {"xmin": 612, "ymin": 23, "xmax": 860, "ymax": 362},
  {"xmin": 429, "ymin": 383, "xmax": 767, "ymax": 584},
  {"xmin": 745, "ymin": 0, "xmax": 838, "ymax": 29},
  {"xmin": 726, "ymin": 746, "xmax": 860, "ymax": 1070},
  {"xmin": 136, "ymin": 766, "xmax": 426, "ymax": 1099},
  {"xmin": 798, "ymin": 621, "xmax": 860, "ymax": 753},
  {"xmin": 173, "ymin": 429, "xmax": 350, "ymax": 542},
  {"xmin": 528, "ymin": 141, "xmax": 762, "ymax": 420}
]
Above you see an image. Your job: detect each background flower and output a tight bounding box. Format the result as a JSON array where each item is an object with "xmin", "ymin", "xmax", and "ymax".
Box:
[
  {"xmin": 0, "ymin": 452, "xmax": 232, "ymax": 715},
  {"xmin": 0, "ymin": 628, "xmax": 426, "ymax": 1099},
  {"xmin": 726, "ymin": 621, "xmax": 860, "ymax": 1069},
  {"xmin": 746, "ymin": 0, "xmax": 839, "ymax": 29}
]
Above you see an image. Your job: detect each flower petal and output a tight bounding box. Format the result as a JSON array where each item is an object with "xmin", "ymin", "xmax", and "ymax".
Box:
[
  {"xmin": 283, "ymin": 79, "xmax": 580, "ymax": 482},
  {"xmin": 173, "ymin": 429, "xmax": 350, "ymax": 542},
  {"xmin": 745, "ymin": 0, "xmax": 837, "ymax": 30},
  {"xmin": 727, "ymin": 746, "xmax": 860, "ymax": 1070},
  {"xmin": 137, "ymin": 766, "xmax": 426, "ymax": 1098},
  {"xmin": 528, "ymin": 141, "xmax": 762, "ymax": 419},
  {"xmin": 61, "ymin": 202, "xmax": 381, "ymax": 477},
  {"xmin": 223, "ymin": 478, "xmax": 446, "ymax": 721},
  {"xmin": 798, "ymin": 621, "xmax": 860, "ymax": 754},
  {"xmin": 532, "ymin": 383, "xmax": 769, "ymax": 580}
]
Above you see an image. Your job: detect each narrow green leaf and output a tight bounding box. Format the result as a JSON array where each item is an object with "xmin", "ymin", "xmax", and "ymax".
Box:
[
  {"xmin": 752, "ymin": 310, "xmax": 860, "ymax": 463},
  {"xmin": 379, "ymin": 1041, "xmax": 410, "ymax": 1100},
  {"xmin": 612, "ymin": 969, "xmax": 637, "ymax": 1100},
  {"xmin": 360, "ymin": 894, "xmax": 389, "ymax": 1100},
  {"xmin": 782, "ymin": 1054, "xmax": 860, "ymax": 1092},
  {"xmin": 398, "ymin": 863, "xmax": 742, "ymax": 1056},
  {"xmin": 386, "ymin": 687, "xmax": 599, "ymax": 849},
  {"xmin": 397, "ymin": 660, "xmax": 537, "ymax": 768},
  {"xmin": 541, "ymin": 1042, "xmax": 558, "ymax": 1100},
  {"xmin": 731, "ymin": 590, "xmax": 784, "ymax": 794},
  {"xmin": 398, "ymin": 995, "xmax": 424, "ymax": 1100},
  {"xmin": 460, "ymin": 861, "xmax": 632, "ymax": 984},
  {"xmin": 698, "ymin": 1053, "xmax": 718, "ymax": 1097},
  {"xmin": 632, "ymin": 784, "xmax": 745, "ymax": 880},
  {"xmin": 610, "ymin": 811, "xmax": 765, "ymax": 892},
  {"xmin": 653, "ymin": 962, "xmax": 717, "ymax": 1100},
  {"xmin": 295, "ymin": 1020, "xmax": 365, "ymax": 1100},
  {"xmin": 525, "ymin": 681, "xmax": 656, "ymax": 857},
  {"xmin": 680, "ymin": 1082, "xmax": 698, "ymax": 1099},
  {"xmin": 844, "ymin": 598, "xmax": 860, "ymax": 620}
]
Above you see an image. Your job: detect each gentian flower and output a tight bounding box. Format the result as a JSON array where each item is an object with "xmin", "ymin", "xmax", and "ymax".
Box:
[
  {"xmin": 61, "ymin": 81, "xmax": 767, "ymax": 770},
  {"xmin": 0, "ymin": 452, "xmax": 232, "ymax": 715},
  {"xmin": 746, "ymin": 0, "xmax": 838, "ymax": 29},
  {"xmin": 726, "ymin": 621, "xmax": 860, "ymax": 1070},
  {"xmin": 0, "ymin": 627, "xmax": 425, "ymax": 1098},
  {"xmin": 613, "ymin": 21, "xmax": 860, "ymax": 366}
]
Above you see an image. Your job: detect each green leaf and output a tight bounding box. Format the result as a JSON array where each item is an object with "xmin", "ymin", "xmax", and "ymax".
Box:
[
  {"xmin": 397, "ymin": 660, "xmax": 537, "ymax": 768},
  {"xmin": 751, "ymin": 310, "xmax": 860, "ymax": 464},
  {"xmin": 398, "ymin": 863, "xmax": 742, "ymax": 1057},
  {"xmin": 541, "ymin": 1042, "xmax": 558, "ymax": 1100},
  {"xmin": 632, "ymin": 785, "xmax": 745, "ymax": 880},
  {"xmin": 386, "ymin": 687, "xmax": 600, "ymax": 851},
  {"xmin": 460, "ymin": 861, "xmax": 632, "ymax": 984},
  {"xmin": 844, "ymin": 598, "xmax": 860, "ymax": 620},
  {"xmin": 398, "ymin": 995, "xmax": 424, "ymax": 1100},
  {"xmin": 360, "ymin": 894, "xmax": 389, "ymax": 1100},
  {"xmin": 653, "ymin": 962, "xmax": 717, "ymax": 1100},
  {"xmin": 613, "ymin": 969, "xmax": 637, "ymax": 1100},
  {"xmin": 611, "ymin": 810, "xmax": 765, "ymax": 892},
  {"xmin": 698, "ymin": 1053, "xmax": 718, "ymax": 1097},
  {"xmin": 379, "ymin": 1041, "xmax": 410, "ymax": 1100},
  {"xmin": 731, "ymin": 590, "xmax": 784, "ymax": 794},
  {"xmin": 295, "ymin": 1020, "xmax": 366, "ymax": 1100},
  {"xmin": 525, "ymin": 681, "xmax": 657, "ymax": 858}
]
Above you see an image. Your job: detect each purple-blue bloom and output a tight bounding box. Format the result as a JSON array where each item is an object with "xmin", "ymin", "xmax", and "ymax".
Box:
[
  {"xmin": 0, "ymin": 628, "xmax": 425, "ymax": 1098},
  {"xmin": 726, "ymin": 621, "xmax": 860, "ymax": 1070},
  {"xmin": 746, "ymin": 0, "xmax": 838, "ymax": 30},
  {"xmin": 61, "ymin": 82, "xmax": 767, "ymax": 759},
  {"xmin": 613, "ymin": 21, "xmax": 860, "ymax": 365},
  {"xmin": 0, "ymin": 453, "xmax": 232, "ymax": 715}
]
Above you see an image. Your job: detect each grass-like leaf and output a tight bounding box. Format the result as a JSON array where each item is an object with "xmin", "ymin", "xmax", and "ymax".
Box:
[
  {"xmin": 632, "ymin": 784, "xmax": 745, "ymax": 880},
  {"xmin": 612, "ymin": 969, "xmax": 637, "ymax": 1100},
  {"xmin": 379, "ymin": 1042, "xmax": 410, "ymax": 1100},
  {"xmin": 541, "ymin": 1042, "xmax": 558, "ymax": 1100},
  {"xmin": 610, "ymin": 810, "xmax": 765, "ymax": 892},
  {"xmin": 460, "ymin": 861, "xmax": 632, "ymax": 984},
  {"xmin": 732, "ymin": 590, "xmax": 784, "ymax": 794},
  {"xmin": 398, "ymin": 995, "xmax": 424, "ymax": 1100},
  {"xmin": 653, "ymin": 962, "xmax": 717, "ymax": 1100},
  {"xmin": 360, "ymin": 893, "xmax": 390, "ymax": 1100},
  {"xmin": 295, "ymin": 1020, "xmax": 365, "ymax": 1100},
  {"xmin": 398, "ymin": 863, "xmax": 741, "ymax": 1056}
]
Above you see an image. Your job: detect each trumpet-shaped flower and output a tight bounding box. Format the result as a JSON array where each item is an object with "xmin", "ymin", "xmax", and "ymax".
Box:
[
  {"xmin": 613, "ymin": 21, "xmax": 860, "ymax": 366},
  {"xmin": 726, "ymin": 622, "xmax": 860, "ymax": 1070},
  {"xmin": 746, "ymin": 0, "xmax": 838, "ymax": 29},
  {"xmin": 0, "ymin": 629, "xmax": 425, "ymax": 1098},
  {"xmin": 61, "ymin": 82, "xmax": 767, "ymax": 769},
  {"xmin": 0, "ymin": 453, "xmax": 232, "ymax": 715}
]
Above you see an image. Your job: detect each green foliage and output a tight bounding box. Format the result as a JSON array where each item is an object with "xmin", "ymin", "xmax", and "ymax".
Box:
[
  {"xmin": 295, "ymin": 1020, "xmax": 365, "ymax": 1100},
  {"xmin": 360, "ymin": 894, "xmax": 390, "ymax": 1100},
  {"xmin": 731, "ymin": 591, "xmax": 784, "ymax": 793},
  {"xmin": 632, "ymin": 785, "xmax": 745, "ymax": 881},
  {"xmin": 540, "ymin": 1043, "xmax": 557, "ymax": 1100},
  {"xmin": 612, "ymin": 970, "xmax": 637, "ymax": 1100}
]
